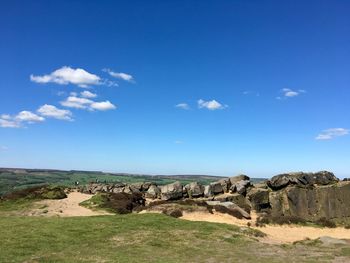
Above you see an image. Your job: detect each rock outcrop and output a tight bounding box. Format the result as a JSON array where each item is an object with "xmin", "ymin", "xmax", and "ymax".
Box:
[
  {"xmin": 81, "ymin": 170, "xmax": 350, "ymax": 223},
  {"xmin": 267, "ymin": 171, "xmax": 338, "ymax": 190}
]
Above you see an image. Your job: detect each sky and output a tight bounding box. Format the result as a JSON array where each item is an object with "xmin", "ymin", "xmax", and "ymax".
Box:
[{"xmin": 0, "ymin": 0, "xmax": 349, "ymax": 178}]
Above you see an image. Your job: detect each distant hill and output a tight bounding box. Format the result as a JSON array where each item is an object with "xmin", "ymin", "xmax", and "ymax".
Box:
[{"xmin": 0, "ymin": 167, "xmax": 266, "ymax": 196}]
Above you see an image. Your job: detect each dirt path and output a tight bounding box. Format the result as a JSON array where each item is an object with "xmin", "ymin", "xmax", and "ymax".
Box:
[
  {"xmin": 181, "ymin": 211, "xmax": 350, "ymax": 244},
  {"xmin": 30, "ymin": 191, "xmax": 112, "ymax": 217}
]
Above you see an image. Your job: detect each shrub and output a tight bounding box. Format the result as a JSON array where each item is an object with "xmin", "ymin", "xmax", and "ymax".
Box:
[{"xmin": 315, "ymin": 217, "xmax": 336, "ymax": 228}]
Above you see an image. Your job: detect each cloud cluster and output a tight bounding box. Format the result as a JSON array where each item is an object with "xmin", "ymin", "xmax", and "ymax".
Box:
[
  {"xmin": 175, "ymin": 99, "xmax": 228, "ymax": 111},
  {"xmin": 0, "ymin": 105, "xmax": 72, "ymax": 128},
  {"xmin": 316, "ymin": 128, "xmax": 349, "ymax": 140},
  {"xmin": 30, "ymin": 66, "xmax": 102, "ymax": 88},
  {"xmin": 60, "ymin": 94, "xmax": 116, "ymax": 111},
  {"xmin": 1, "ymin": 66, "xmax": 130, "ymax": 129}
]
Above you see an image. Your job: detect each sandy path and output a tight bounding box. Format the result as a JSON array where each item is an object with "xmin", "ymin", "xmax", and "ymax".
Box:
[
  {"xmin": 181, "ymin": 211, "xmax": 350, "ymax": 243},
  {"xmin": 31, "ymin": 191, "xmax": 112, "ymax": 217}
]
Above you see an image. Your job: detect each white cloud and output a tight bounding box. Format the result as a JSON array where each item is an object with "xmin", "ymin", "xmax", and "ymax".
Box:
[
  {"xmin": 198, "ymin": 99, "xmax": 227, "ymax": 110},
  {"xmin": 61, "ymin": 95, "xmax": 116, "ymax": 111},
  {"xmin": 104, "ymin": 68, "xmax": 134, "ymax": 82},
  {"xmin": 174, "ymin": 140, "xmax": 184, "ymax": 144},
  {"xmin": 90, "ymin": 101, "xmax": 116, "ymax": 111},
  {"xmin": 0, "ymin": 118, "xmax": 20, "ymax": 128},
  {"xmin": 316, "ymin": 128, "xmax": 349, "ymax": 140},
  {"xmin": 81, "ymin": 90, "xmax": 97, "ymax": 98},
  {"xmin": 279, "ymin": 88, "xmax": 306, "ymax": 98},
  {"xmin": 37, "ymin": 104, "xmax": 73, "ymax": 121},
  {"xmin": 30, "ymin": 66, "xmax": 102, "ymax": 88},
  {"xmin": 15, "ymin": 111, "xmax": 45, "ymax": 122},
  {"xmin": 60, "ymin": 96, "xmax": 94, "ymax": 109},
  {"xmin": 175, "ymin": 103, "xmax": 190, "ymax": 110},
  {"xmin": 1, "ymin": 114, "xmax": 11, "ymax": 120}
]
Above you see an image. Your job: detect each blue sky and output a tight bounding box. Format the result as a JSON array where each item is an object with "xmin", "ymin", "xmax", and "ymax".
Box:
[{"xmin": 0, "ymin": 0, "xmax": 349, "ymax": 178}]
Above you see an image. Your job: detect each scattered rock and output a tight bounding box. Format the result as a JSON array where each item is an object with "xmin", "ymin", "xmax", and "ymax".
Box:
[
  {"xmin": 247, "ymin": 188, "xmax": 269, "ymax": 211},
  {"xmin": 319, "ymin": 236, "xmax": 348, "ymax": 246}
]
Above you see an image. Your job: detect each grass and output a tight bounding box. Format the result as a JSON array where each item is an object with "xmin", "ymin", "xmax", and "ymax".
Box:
[{"xmin": 1, "ymin": 213, "xmax": 347, "ymax": 263}]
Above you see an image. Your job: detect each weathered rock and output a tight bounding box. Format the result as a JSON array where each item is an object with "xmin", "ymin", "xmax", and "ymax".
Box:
[
  {"xmin": 217, "ymin": 178, "xmax": 231, "ymax": 193},
  {"xmin": 145, "ymin": 185, "xmax": 161, "ymax": 199},
  {"xmin": 123, "ymin": 185, "xmax": 141, "ymax": 195},
  {"xmin": 235, "ymin": 180, "xmax": 250, "ymax": 195},
  {"xmin": 141, "ymin": 182, "xmax": 153, "ymax": 191},
  {"xmin": 247, "ymin": 188, "xmax": 269, "ymax": 211},
  {"xmin": 206, "ymin": 201, "xmax": 251, "ymax": 219},
  {"xmin": 269, "ymin": 181, "xmax": 350, "ymax": 221},
  {"xmin": 225, "ymin": 193, "xmax": 251, "ymax": 213},
  {"xmin": 229, "ymin": 174, "xmax": 250, "ymax": 185},
  {"xmin": 267, "ymin": 171, "xmax": 338, "ymax": 190},
  {"xmin": 204, "ymin": 182, "xmax": 224, "ymax": 197},
  {"xmin": 160, "ymin": 181, "xmax": 183, "ymax": 200},
  {"xmin": 184, "ymin": 182, "xmax": 204, "ymax": 198},
  {"xmin": 319, "ymin": 236, "xmax": 348, "ymax": 246}
]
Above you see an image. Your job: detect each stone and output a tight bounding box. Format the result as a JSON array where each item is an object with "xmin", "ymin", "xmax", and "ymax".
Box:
[
  {"xmin": 184, "ymin": 182, "xmax": 204, "ymax": 198},
  {"xmin": 160, "ymin": 181, "xmax": 183, "ymax": 200},
  {"xmin": 217, "ymin": 178, "xmax": 231, "ymax": 193},
  {"xmin": 235, "ymin": 180, "xmax": 250, "ymax": 195},
  {"xmin": 229, "ymin": 174, "xmax": 250, "ymax": 185},
  {"xmin": 145, "ymin": 185, "xmax": 161, "ymax": 199},
  {"xmin": 319, "ymin": 236, "xmax": 348, "ymax": 245},
  {"xmin": 267, "ymin": 171, "xmax": 338, "ymax": 190},
  {"xmin": 247, "ymin": 188, "xmax": 269, "ymax": 211},
  {"xmin": 206, "ymin": 201, "xmax": 251, "ymax": 219}
]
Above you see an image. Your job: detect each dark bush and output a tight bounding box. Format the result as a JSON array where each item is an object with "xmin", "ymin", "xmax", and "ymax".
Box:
[
  {"xmin": 162, "ymin": 208, "xmax": 183, "ymax": 218},
  {"xmin": 315, "ymin": 217, "xmax": 336, "ymax": 228},
  {"xmin": 100, "ymin": 192, "xmax": 145, "ymax": 214},
  {"xmin": 1, "ymin": 185, "xmax": 66, "ymax": 201}
]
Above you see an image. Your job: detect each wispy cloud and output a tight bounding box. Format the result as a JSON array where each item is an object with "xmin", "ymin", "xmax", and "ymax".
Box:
[
  {"xmin": 30, "ymin": 66, "xmax": 102, "ymax": 88},
  {"xmin": 277, "ymin": 88, "xmax": 306, "ymax": 99},
  {"xmin": 198, "ymin": 99, "xmax": 228, "ymax": 110},
  {"xmin": 243, "ymin": 90, "xmax": 260, "ymax": 97},
  {"xmin": 316, "ymin": 128, "xmax": 349, "ymax": 140},
  {"xmin": 175, "ymin": 103, "xmax": 190, "ymax": 110},
  {"xmin": 37, "ymin": 104, "xmax": 73, "ymax": 121},
  {"xmin": 103, "ymin": 68, "xmax": 134, "ymax": 82},
  {"xmin": 174, "ymin": 140, "xmax": 184, "ymax": 144},
  {"xmin": 80, "ymin": 90, "xmax": 97, "ymax": 98}
]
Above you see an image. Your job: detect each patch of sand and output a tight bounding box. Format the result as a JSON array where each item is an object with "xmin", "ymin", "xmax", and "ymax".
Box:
[
  {"xmin": 181, "ymin": 211, "xmax": 350, "ymax": 244},
  {"xmin": 30, "ymin": 191, "xmax": 112, "ymax": 217}
]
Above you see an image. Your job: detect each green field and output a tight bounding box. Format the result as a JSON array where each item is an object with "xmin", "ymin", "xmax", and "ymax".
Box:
[
  {"xmin": 0, "ymin": 168, "xmax": 265, "ymax": 196},
  {"xmin": 0, "ymin": 168, "xmax": 225, "ymax": 196}
]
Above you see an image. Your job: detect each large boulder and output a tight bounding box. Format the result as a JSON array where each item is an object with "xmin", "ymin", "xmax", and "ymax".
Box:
[
  {"xmin": 145, "ymin": 185, "xmax": 161, "ymax": 199},
  {"xmin": 160, "ymin": 181, "xmax": 183, "ymax": 200},
  {"xmin": 247, "ymin": 188, "xmax": 269, "ymax": 211},
  {"xmin": 267, "ymin": 171, "xmax": 338, "ymax": 190},
  {"xmin": 184, "ymin": 182, "xmax": 204, "ymax": 198},
  {"xmin": 229, "ymin": 174, "xmax": 250, "ymax": 185}
]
